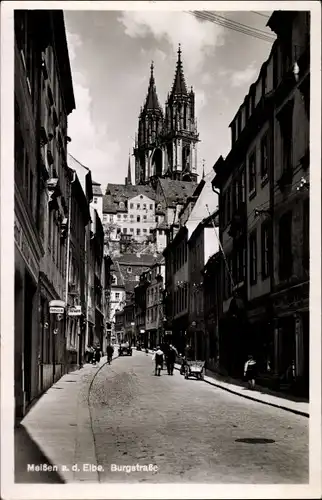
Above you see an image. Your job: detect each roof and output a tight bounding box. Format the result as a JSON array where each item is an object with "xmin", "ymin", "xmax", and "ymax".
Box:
[
  {"xmin": 103, "ymin": 183, "xmax": 156, "ymax": 213},
  {"xmin": 92, "ymin": 183, "xmax": 103, "ymax": 196},
  {"xmin": 143, "ymin": 62, "xmax": 163, "ymax": 113},
  {"xmin": 159, "ymin": 178, "xmax": 197, "ymax": 207},
  {"xmin": 115, "ymin": 253, "xmax": 156, "ymax": 266},
  {"xmin": 103, "ymin": 194, "xmax": 117, "ymax": 213},
  {"xmin": 170, "ymin": 45, "xmax": 188, "ymax": 96}
]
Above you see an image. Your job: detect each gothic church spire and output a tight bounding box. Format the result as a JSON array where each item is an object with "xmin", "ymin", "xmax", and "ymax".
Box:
[
  {"xmin": 170, "ymin": 44, "xmax": 188, "ymax": 97},
  {"xmin": 143, "ymin": 61, "xmax": 162, "ymax": 113}
]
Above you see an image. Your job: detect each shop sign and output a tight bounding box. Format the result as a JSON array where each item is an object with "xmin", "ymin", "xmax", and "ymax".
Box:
[
  {"xmin": 165, "ymin": 330, "xmax": 172, "ymax": 335},
  {"xmin": 49, "ymin": 300, "xmax": 65, "ymax": 314},
  {"xmin": 140, "ymin": 329, "xmax": 145, "ymax": 334},
  {"xmin": 68, "ymin": 305, "xmax": 82, "ymax": 317},
  {"xmin": 50, "ymin": 307, "xmax": 64, "ymax": 314},
  {"xmin": 14, "ymin": 217, "xmax": 39, "ymax": 281}
]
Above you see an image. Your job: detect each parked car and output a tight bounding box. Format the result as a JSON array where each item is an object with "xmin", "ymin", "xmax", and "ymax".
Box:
[{"xmin": 118, "ymin": 343, "xmax": 132, "ymax": 356}]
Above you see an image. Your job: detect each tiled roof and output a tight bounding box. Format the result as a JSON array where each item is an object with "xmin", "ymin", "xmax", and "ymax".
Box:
[
  {"xmin": 104, "ymin": 184, "xmax": 156, "ymax": 213},
  {"xmin": 103, "ymin": 194, "xmax": 117, "ymax": 213},
  {"xmin": 159, "ymin": 178, "xmax": 197, "ymax": 207},
  {"xmin": 116, "ymin": 253, "xmax": 156, "ymax": 266},
  {"xmin": 92, "ymin": 183, "xmax": 103, "ymax": 196}
]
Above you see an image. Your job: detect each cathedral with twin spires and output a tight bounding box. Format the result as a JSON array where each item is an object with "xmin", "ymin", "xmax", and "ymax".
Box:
[{"xmin": 133, "ymin": 45, "xmax": 199, "ymax": 186}]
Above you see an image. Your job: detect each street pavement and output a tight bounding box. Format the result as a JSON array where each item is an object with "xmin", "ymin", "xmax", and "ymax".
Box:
[{"xmin": 16, "ymin": 351, "xmax": 308, "ymax": 484}]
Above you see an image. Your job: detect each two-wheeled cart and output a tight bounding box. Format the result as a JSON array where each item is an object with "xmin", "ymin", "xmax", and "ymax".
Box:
[{"xmin": 184, "ymin": 360, "xmax": 205, "ymax": 380}]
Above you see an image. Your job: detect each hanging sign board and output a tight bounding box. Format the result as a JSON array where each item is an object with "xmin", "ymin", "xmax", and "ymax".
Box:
[
  {"xmin": 165, "ymin": 330, "xmax": 172, "ymax": 335},
  {"xmin": 49, "ymin": 300, "xmax": 65, "ymax": 315},
  {"xmin": 50, "ymin": 307, "xmax": 65, "ymax": 314},
  {"xmin": 68, "ymin": 305, "xmax": 82, "ymax": 317}
]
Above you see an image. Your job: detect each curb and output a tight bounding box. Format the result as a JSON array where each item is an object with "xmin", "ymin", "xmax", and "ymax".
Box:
[{"xmin": 173, "ymin": 364, "xmax": 309, "ymax": 418}]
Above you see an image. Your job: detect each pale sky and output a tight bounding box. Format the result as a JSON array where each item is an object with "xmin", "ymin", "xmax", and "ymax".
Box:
[{"xmin": 64, "ymin": 9, "xmax": 275, "ymax": 190}]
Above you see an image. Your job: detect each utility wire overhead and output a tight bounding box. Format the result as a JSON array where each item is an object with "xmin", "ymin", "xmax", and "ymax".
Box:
[
  {"xmin": 252, "ymin": 11, "xmax": 271, "ymax": 19},
  {"xmin": 188, "ymin": 11, "xmax": 275, "ymax": 43},
  {"xmin": 203, "ymin": 11, "xmax": 274, "ymax": 37}
]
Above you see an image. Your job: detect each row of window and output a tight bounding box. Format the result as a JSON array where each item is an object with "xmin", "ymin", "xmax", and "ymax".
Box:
[
  {"xmin": 173, "ymin": 240, "xmax": 188, "ymax": 273},
  {"xmin": 224, "ymin": 202, "xmax": 309, "ymax": 298},
  {"xmin": 129, "ymin": 202, "xmax": 157, "ymax": 211},
  {"xmin": 147, "ymin": 286, "xmax": 160, "ymax": 305},
  {"xmin": 147, "ymin": 306, "xmax": 159, "ymax": 323},
  {"xmin": 116, "ymin": 214, "xmax": 160, "ymax": 222},
  {"xmin": 222, "ymin": 133, "xmax": 270, "ymax": 228},
  {"xmin": 174, "ymin": 286, "xmax": 188, "ymax": 316},
  {"xmin": 122, "ymin": 227, "xmax": 153, "ymax": 235}
]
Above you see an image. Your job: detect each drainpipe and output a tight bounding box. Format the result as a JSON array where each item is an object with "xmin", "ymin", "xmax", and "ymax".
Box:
[
  {"xmin": 64, "ymin": 170, "xmax": 76, "ymax": 370},
  {"xmin": 269, "ymin": 101, "xmax": 276, "ymax": 375}
]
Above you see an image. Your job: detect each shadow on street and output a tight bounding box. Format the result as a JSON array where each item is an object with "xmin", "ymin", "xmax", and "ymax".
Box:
[{"xmin": 15, "ymin": 424, "xmax": 65, "ymax": 483}]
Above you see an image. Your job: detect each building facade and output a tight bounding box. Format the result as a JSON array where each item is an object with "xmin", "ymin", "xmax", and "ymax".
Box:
[
  {"xmin": 14, "ymin": 10, "xmax": 75, "ymax": 418},
  {"xmin": 65, "ymin": 170, "xmax": 91, "ymax": 371},
  {"xmin": 213, "ymin": 10, "xmax": 310, "ymax": 394},
  {"xmin": 145, "ymin": 257, "xmax": 165, "ymax": 348},
  {"xmin": 188, "ymin": 212, "xmax": 219, "ymax": 361}
]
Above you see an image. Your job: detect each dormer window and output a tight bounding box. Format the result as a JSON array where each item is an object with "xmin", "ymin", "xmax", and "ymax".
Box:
[
  {"xmin": 119, "ymin": 201, "xmax": 125, "ymax": 209},
  {"xmin": 111, "ymin": 275, "xmax": 117, "ymax": 285},
  {"xmin": 157, "ymin": 203, "xmax": 162, "ymax": 211}
]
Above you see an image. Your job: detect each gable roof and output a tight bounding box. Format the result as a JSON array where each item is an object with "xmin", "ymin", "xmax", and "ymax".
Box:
[
  {"xmin": 158, "ymin": 178, "xmax": 197, "ymax": 207},
  {"xmin": 115, "ymin": 253, "xmax": 157, "ymax": 266}
]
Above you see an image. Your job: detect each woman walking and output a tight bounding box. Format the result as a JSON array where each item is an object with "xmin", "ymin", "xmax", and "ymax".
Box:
[{"xmin": 244, "ymin": 354, "xmax": 257, "ymax": 390}]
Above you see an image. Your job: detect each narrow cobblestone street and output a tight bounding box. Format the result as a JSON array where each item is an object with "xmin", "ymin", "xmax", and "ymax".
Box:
[{"xmin": 88, "ymin": 351, "xmax": 308, "ymax": 483}]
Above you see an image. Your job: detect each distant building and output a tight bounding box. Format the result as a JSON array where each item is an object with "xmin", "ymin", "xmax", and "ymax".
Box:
[
  {"xmin": 91, "ymin": 180, "xmax": 103, "ymax": 221},
  {"xmin": 163, "ymin": 171, "xmax": 218, "ymax": 353},
  {"xmin": 134, "ymin": 47, "xmax": 198, "ymax": 185},
  {"xmin": 188, "ymin": 211, "xmax": 219, "ymax": 361},
  {"xmin": 145, "ymin": 256, "xmax": 165, "ymax": 348}
]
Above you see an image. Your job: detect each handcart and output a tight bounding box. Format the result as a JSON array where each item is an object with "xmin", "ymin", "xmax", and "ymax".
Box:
[{"xmin": 184, "ymin": 360, "xmax": 205, "ymax": 380}]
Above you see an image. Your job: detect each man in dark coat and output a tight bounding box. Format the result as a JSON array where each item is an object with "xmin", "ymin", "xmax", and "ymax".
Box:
[{"xmin": 166, "ymin": 344, "xmax": 177, "ymax": 375}]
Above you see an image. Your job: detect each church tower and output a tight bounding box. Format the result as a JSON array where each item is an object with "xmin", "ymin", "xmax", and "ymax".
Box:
[
  {"xmin": 134, "ymin": 62, "xmax": 163, "ymax": 185},
  {"xmin": 162, "ymin": 44, "xmax": 199, "ymax": 182}
]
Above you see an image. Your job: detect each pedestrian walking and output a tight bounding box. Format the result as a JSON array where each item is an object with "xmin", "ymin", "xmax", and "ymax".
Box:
[
  {"xmin": 94, "ymin": 345, "xmax": 101, "ymax": 364},
  {"xmin": 166, "ymin": 344, "xmax": 177, "ymax": 375},
  {"xmin": 85, "ymin": 345, "xmax": 92, "ymax": 364},
  {"xmin": 106, "ymin": 343, "xmax": 114, "ymax": 364},
  {"xmin": 152, "ymin": 346, "xmax": 164, "ymax": 376},
  {"xmin": 244, "ymin": 354, "xmax": 257, "ymax": 390}
]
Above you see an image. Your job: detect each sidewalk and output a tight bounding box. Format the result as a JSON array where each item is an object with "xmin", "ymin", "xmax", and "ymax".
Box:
[
  {"xmin": 173, "ymin": 362, "xmax": 309, "ymax": 417},
  {"xmin": 136, "ymin": 350, "xmax": 309, "ymax": 416},
  {"xmin": 15, "ymin": 357, "xmax": 109, "ymax": 483}
]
